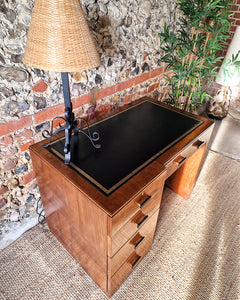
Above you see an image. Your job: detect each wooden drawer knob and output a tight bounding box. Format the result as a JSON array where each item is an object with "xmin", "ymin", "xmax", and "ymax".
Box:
[
  {"xmin": 130, "ymin": 232, "xmax": 145, "ymax": 249},
  {"xmin": 131, "ymin": 211, "xmax": 148, "ymax": 228},
  {"xmin": 193, "ymin": 140, "xmax": 206, "ymax": 149},
  {"xmin": 128, "ymin": 253, "xmax": 141, "ymax": 268},
  {"xmin": 135, "ymin": 193, "xmax": 152, "ymax": 208},
  {"xmin": 174, "ymin": 155, "xmax": 186, "ymax": 166}
]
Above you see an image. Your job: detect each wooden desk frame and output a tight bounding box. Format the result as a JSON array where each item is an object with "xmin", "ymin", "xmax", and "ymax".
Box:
[{"xmin": 30, "ymin": 97, "xmax": 214, "ymax": 297}]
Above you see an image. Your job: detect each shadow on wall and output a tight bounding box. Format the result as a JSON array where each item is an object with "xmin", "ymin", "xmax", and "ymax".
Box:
[{"xmin": 87, "ymin": 11, "xmax": 120, "ymax": 59}]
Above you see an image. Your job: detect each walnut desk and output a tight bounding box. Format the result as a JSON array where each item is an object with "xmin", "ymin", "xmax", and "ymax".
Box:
[{"xmin": 30, "ymin": 97, "xmax": 214, "ymax": 297}]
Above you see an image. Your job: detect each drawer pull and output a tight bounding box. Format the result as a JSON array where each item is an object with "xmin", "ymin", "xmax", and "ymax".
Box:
[
  {"xmin": 193, "ymin": 140, "xmax": 205, "ymax": 149},
  {"xmin": 137, "ymin": 214, "xmax": 148, "ymax": 228},
  {"xmin": 136, "ymin": 194, "xmax": 152, "ymax": 208},
  {"xmin": 132, "ymin": 211, "xmax": 149, "ymax": 228},
  {"xmin": 128, "ymin": 253, "xmax": 141, "ymax": 268},
  {"xmin": 134, "ymin": 236, "xmax": 145, "ymax": 249},
  {"xmin": 130, "ymin": 233, "xmax": 145, "ymax": 249},
  {"xmin": 174, "ymin": 156, "xmax": 186, "ymax": 166}
]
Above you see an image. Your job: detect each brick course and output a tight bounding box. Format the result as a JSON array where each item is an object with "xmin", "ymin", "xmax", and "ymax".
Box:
[
  {"xmin": 34, "ymin": 104, "xmax": 65, "ymax": 125},
  {"xmin": 0, "ymin": 116, "xmax": 32, "ymax": 137},
  {"xmin": 72, "ymin": 94, "xmax": 92, "ymax": 108},
  {"xmin": 96, "ymin": 86, "xmax": 116, "ymax": 100}
]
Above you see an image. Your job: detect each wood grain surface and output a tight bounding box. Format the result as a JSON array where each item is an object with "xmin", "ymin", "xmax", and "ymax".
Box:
[{"xmin": 29, "ymin": 97, "xmax": 214, "ymax": 296}]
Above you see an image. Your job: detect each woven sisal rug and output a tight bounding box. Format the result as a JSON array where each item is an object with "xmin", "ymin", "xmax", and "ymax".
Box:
[{"xmin": 0, "ymin": 151, "xmax": 240, "ymax": 300}]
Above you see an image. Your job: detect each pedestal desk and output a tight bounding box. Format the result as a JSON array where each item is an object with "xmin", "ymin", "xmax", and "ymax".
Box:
[{"xmin": 30, "ymin": 97, "xmax": 214, "ymax": 297}]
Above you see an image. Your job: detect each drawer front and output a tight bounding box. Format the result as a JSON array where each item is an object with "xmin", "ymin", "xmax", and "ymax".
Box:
[
  {"xmin": 165, "ymin": 130, "xmax": 210, "ymax": 179},
  {"xmin": 108, "ymin": 218, "xmax": 155, "ymax": 297},
  {"xmin": 110, "ymin": 191, "xmax": 161, "ymax": 256},
  {"xmin": 110, "ymin": 171, "xmax": 166, "ymax": 237},
  {"xmin": 108, "ymin": 209, "xmax": 159, "ymax": 276}
]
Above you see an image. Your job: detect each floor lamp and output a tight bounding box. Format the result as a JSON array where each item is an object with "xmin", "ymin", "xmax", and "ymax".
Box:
[{"xmin": 23, "ymin": 0, "xmax": 101, "ymax": 164}]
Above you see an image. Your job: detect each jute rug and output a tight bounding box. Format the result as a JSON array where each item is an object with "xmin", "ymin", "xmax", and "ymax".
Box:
[{"xmin": 0, "ymin": 151, "xmax": 240, "ymax": 300}]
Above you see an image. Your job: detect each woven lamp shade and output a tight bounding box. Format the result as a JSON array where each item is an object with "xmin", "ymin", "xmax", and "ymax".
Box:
[{"xmin": 23, "ymin": 0, "xmax": 101, "ymax": 72}]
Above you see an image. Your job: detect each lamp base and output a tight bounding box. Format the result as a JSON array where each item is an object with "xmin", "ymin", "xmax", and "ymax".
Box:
[
  {"xmin": 206, "ymin": 86, "xmax": 231, "ymax": 119},
  {"xmin": 42, "ymin": 116, "xmax": 100, "ymax": 164},
  {"xmin": 41, "ymin": 72, "xmax": 100, "ymax": 165}
]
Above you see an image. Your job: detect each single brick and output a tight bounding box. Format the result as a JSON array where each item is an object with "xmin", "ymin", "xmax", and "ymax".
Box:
[
  {"xmin": 148, "ymin": 85, "xmax": 156, "ymax": 93},
  {"xmin": 22, "ymin": 170, "xmax": 36, "ymax": 185},
  {"xmin": 32, "ymin": 79, "xmax": 48, "ymax": 93},
  {"xmin": 19, "ymin": 141, "xmax": 34, "ymax": 152}
]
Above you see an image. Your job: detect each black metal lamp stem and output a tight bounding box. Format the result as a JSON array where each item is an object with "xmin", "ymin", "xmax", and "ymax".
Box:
[
  {"xmin": 42, "ymin": 72, "xmax": 100, "ymax": 165},
  {"xmin": 61, "ymin": 72, "xmax": 75, "ymax": 163}
]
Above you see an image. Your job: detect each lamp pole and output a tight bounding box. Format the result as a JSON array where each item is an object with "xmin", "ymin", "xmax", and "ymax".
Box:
[
  {"xmin": 61, "ymin": 72, "xmax": 75, "ymax": 163},
  {"xmin": 42, "ymin": 73, "xmax": 101, "ymax": 165}
]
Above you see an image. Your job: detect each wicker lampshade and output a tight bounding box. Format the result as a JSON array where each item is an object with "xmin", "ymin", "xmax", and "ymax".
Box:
[{"xmin": 23, "ymin": 0, "xmax": 101, "ymax": 72}]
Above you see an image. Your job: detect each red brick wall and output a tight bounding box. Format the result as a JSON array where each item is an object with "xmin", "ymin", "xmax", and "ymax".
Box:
[
  {"xmin": 229, "ymin": 0, "xmax": 240, "ymax": 34},
  {"xmin": 0, "ymin": 67, "xmax": 168, "ymax": 193}
]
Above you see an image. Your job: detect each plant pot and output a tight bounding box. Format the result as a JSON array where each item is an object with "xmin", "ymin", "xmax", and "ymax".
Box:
[{"xmin": 206, "ymin": 87, "xmax": 230, "ymax": 119}]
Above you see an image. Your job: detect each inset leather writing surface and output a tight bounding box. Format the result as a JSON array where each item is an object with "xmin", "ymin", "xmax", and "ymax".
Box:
[{"xmin": 48, "ymin": 100, "xmax": 203, "ymax": 194}]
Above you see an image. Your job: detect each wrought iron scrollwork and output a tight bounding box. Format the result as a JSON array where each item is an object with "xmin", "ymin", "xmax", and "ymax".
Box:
[
  {"xmin": 42, "ymin": 72, "xmax": 101, "ymax": 165},
  {"xmin": 42, "ymin": 116, "xmax": 101, "ymax": 165}
]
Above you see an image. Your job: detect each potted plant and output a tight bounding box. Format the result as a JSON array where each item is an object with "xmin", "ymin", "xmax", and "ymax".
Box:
[{"xmin": 159, "ymin": 0, "xmax": 232, "ymax": 112}]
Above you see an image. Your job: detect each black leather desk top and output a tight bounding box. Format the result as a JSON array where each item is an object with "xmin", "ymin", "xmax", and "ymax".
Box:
[{"xmin": 48, "ymin": 100, "xmax": 203, "ymax": 195}]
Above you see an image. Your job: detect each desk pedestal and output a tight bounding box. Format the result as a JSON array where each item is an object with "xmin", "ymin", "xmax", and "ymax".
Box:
[{"xmin": 30, "ymin": 98, "xmax": 213, "ymax": 297}]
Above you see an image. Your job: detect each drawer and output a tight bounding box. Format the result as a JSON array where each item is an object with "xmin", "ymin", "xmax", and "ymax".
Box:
[
  {"xmin": 109, "ymin": 170, "xmax": 166, "ymax": 238},
  {"xmin": 108, "ymin": 219, "xmax": 155, "ymax": 297},
  {"xmin": 109, "ymin": 191, "xmax": 161, "ymax": 256},
  {"xmin": 108, "ymin": 209, "xmax": 159, "ymax": 276},
  {"xmin": 165, "ymin": 134, "xmax": 209, "ymax": 179}
]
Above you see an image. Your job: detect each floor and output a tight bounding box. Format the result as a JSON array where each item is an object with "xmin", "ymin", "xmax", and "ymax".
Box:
[{"xmin": 207, "ymin": 102, "xmax": 240, "ymax": 161}]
